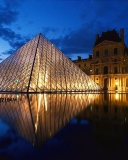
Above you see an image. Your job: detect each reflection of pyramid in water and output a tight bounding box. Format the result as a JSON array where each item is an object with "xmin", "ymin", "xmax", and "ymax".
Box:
[
  {"xmin": 0, "ymin": 34, "xmax": 101, "ymax": 92},
  {"xmin": 0, "ymin": 93, "xmax": 94, "ymax": 147}
]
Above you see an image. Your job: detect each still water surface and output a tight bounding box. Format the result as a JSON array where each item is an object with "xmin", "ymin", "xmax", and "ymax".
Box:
[{"xmin": 0, "ymin": 93, "xmax": 128, "ymax": 160}]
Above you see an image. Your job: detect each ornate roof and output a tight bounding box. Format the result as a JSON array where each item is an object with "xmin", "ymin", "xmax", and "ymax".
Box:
[{"xmin": 94, "ymin": 29, "xmax": 122, "ymax": 46}]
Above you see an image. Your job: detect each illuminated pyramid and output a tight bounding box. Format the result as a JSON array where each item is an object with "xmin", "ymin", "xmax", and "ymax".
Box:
[{"xmin": 0, "ymin": 33, "xmax": 101, "ymax": 92}]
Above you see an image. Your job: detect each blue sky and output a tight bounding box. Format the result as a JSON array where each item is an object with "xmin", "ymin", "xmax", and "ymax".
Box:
[{"xmin": 0, "ymin": 0, "xmax": 128, "ymax": 62}]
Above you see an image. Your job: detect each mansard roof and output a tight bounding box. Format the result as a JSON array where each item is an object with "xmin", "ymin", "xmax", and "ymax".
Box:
[{"xmin": 94, "ymin": 29, "xmax": 122, "ymax": 46}]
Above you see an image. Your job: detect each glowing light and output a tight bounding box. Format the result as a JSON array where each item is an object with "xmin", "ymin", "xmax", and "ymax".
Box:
[
  {"xmin": 115, "ymin": 93, "xmax": 119, "ymax": 100},
  {"xmin": 35, "ymin": 94, "xmax": 42, "ymax": 133},
  {"xmin": 44, "ymin": 94, "xmax": 47, "ymax": 111},
  {"xmin": 115, "ymin": 82, "xmax": 118, "ymax": 85}
]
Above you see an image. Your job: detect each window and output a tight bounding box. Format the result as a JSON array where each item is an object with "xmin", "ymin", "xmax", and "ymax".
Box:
[
  {"xmin": 104, "ymin": 49, "xmax": 108, "ymax": 56},
  {"xmin": 114, "ymin": 67, "xmax": 118, "ymax": 73},
  {"xmin": 104, "ymin": 66, "xmax": 108, "ymax": 74},
  {"xmin": 96, "ymin": 51, "xmax": 99, "ymax": 57},
  {"xmin": 114, "ymin": 48, "xmax": 118, "ymax": 54},
  {"xmin": 122, "ymin": 67, "xmax": 125, "ymax": 73},
  {"xmin": 95, "ymin": 69, "xmax": 98, "ymax": 74}
]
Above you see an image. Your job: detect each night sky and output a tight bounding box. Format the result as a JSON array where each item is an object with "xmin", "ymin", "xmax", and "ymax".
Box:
[{"xmin": 0, "ymin": 0, "xmax": 128, "ymax": 62}]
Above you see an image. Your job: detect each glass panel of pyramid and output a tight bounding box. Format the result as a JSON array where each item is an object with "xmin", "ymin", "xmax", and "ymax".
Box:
[{"xmin": 0, "ymin": 33, "xmax": 101, "ymax": 92}]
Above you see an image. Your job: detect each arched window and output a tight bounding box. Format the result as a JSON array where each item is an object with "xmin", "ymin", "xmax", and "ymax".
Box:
[
  {"xmin": 96, "ymin": 51, "xmax": 99, "ymax": 57},
  {"xmin": 104, "ymin": 66, "xmax": 108, "ymax": 74},
  {"xmin": 126, "ymin": 78, "xmax": 128, "ymax": 87},
  {"xmin": 104, "ymin": 49, "xmax": 108, "ymax": 56},
  {"xmin": 114, "ymin": 67, "xmax": 118, "ymax": 74},
  {"xmin": 114, "ymin": 48, "xmax": 118, "ymax": 54}
]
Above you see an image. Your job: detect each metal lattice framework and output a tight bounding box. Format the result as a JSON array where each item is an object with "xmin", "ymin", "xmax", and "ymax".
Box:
[{"xmin": 0, "ymin": 33, "xmax": 101, "ymax": 92}]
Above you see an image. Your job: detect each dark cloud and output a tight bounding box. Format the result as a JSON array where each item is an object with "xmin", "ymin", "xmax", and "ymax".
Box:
[
  {"xmin": 50, "ymin": 22, "xmax": 102, "ymax": 56},
  {"xmin": 0, "ymin": 26, "xmax": 30, "ymax": 52},
  {"xmin": 0, "ymin": 0, "xmax": 29, "ymax": 58},
  {"xmin": 4, "ymin": 0, "xmax": 21, "ymax": 8},
  {"xmin": 0, "ymin": 8, "xmax": 18, "ymax": 25},
  {"xmin": 0, "ymin": 0, "xmax": 20, "ymax": 25}
]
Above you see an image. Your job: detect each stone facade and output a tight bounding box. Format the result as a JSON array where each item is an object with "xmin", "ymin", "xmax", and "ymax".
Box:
[{"xmin": 73, "ymin": 29, "xmax": 128, "ymax": 92}]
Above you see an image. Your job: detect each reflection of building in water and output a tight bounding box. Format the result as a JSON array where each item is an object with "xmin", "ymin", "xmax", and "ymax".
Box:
[
  {"xmin": 77, "ymin": 93, "xmax": 128, "ymax": 149},
  {"xmin": 0, "ymin": 93, "xmax": 94, "ymax": 147}
]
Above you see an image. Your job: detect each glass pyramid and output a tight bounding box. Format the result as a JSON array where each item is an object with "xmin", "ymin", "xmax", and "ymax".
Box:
[{"xmin": 0, "ymin": 33, "xmax": 101, "ymax": 92}]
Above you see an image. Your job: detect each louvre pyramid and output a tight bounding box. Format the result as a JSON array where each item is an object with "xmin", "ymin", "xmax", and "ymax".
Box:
[{"xmin": 0, "ymin": 33, "xmax": 101, "ymax": 92}]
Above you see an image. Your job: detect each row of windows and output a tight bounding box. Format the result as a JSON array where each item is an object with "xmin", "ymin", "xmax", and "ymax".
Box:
[
  {"xmin": 96, "ymin": 48, "xmax": 118, "ymax": 57},
  {"xmin": 78, "ymin": 64, "xmax": 89, "ymax": 67},
  {"xmin": 95, "ymin": 66, "xmax": 118, "ymax": 74},
  {"xmin": 95, "ymin": 66, "xmax": 128, "ymax": 74},
  {"xmin": 78, "ymin": 65, "xmax": 128, "ymax": 75}
]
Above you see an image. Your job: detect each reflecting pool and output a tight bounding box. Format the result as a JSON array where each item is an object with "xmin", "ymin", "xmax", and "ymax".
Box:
[{"xmin": 0, "ymin": 93, "xmax": 128, "ymax": 160}]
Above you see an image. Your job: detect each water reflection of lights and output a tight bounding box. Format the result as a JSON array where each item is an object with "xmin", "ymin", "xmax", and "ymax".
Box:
[
  {"xmin": 115, "ymin": 93, "xmax": 119, "ymax": 100},
  {"xmin": 35, "ymin": 94, "xmax": 42, "ymax": 133},
  {"xmin": 88, "ymin": 94, "xmax": 95, "ymax": 104},
  {"xmin": 0, "ymin": 93, "xmax": 98, "ymax": 147},
  {"xmin": 44, "ymin": 94, "xmax": 47, "ymax": 111}
]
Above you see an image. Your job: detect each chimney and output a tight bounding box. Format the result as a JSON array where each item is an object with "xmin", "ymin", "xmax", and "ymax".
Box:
[
  {"xmin": 120, "ymin": 28, "xmax": 124, "ymax": 42},
  {"xmin": 95, "ymin": 34, "xmax": 99, "ymax": 41},
  {"xmin": 78, "ymin": 56, "xmax": 81, "ymax": 61},
  {"xmin": 89, "ymin": 54, "xmax": 92, "ymax": 59}
]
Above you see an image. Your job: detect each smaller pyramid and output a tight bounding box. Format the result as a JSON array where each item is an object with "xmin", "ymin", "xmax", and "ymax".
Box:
[{"xmin": 0, "ymin": 33, "xmax": 101, "ymax": 92}]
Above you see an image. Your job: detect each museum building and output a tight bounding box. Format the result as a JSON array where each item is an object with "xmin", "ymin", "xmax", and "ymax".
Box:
[{"xmin": 73, "ymin": 28, "xmax": 128, "ymax": 92}]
